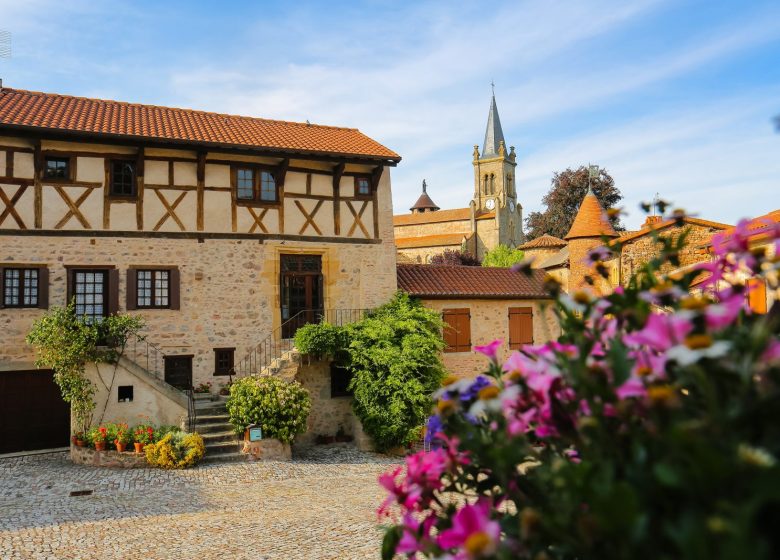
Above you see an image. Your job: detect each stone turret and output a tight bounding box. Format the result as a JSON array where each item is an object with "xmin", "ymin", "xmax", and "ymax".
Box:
[
  {"xmin": 565, "ymin": 187, "xmax": 618, "ymax": 292},
  {"xmin": 410, "ymin": 180, "xmax": 440, "ymax": 214}
]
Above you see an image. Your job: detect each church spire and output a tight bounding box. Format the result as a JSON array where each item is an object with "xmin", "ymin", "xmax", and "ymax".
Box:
[{"xmin": 481, "ymin": 87, "xmax": 506, "ymax": 158}]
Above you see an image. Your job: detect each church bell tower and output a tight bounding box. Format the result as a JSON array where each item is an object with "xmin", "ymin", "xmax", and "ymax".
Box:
[{"xmin": 471, "ymin": 88, "xmax": 523, "ymax": 252}]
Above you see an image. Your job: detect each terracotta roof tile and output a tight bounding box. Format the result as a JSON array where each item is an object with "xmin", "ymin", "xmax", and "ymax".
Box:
[
  {"xmin": 393, "ymin": 207, "xmax": 494, "ymax": 226},
  {"xmin": 397, "ymin": 264, "xmax": 551, "ymax": 299},
  {"xmin": 616, "ymin": 216, "xmax": 732, "ymax": 245},
  {"xmin": 0, "ymin": 87, "xmax": 400, "ymax": 161},
  {"xmin": 709, "ymin": 209, "xmax": 779, "ymax": 249},
  {"xmin": 519, "ymin": 233, "xmax": 567, "ymax": 250},
  {"xmin": 564, "ymin": 190, "xmax": 618, "ymax": 240},
  {"xmin": 395, "ymin": 233, "xmax": 468, "ymax": 249},
  {"xmin": 410, "ymin": 192, "xmax": 440, "ymax": 211}
]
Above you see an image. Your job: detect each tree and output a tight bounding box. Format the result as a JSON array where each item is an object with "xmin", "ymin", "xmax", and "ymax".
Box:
[
  {"xmin": 525, "ymin": 165, "xmax": 624, "ymax": 240},
  {"xmin": 481, "ymin": 244, "xmax": 525, "ymax": 268},
  {"xmin": 429, "ymin": 249, "xmax": 481, "ymax": 266}
]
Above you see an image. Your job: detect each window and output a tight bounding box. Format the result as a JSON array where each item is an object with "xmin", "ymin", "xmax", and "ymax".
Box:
[
  {"xmin": 214, "ymin": 348, "xmax": 235, "ymax": 376},
  {"xmin": 118, "ymin": 385, "xmax": 133, "ymax": 403},
  {"xmin": 72, "ymin": 269, "xmax": 108, "ymax": 323},
  {"xmin": 442, "ymin": 308, "xmax": 471, "ymax": 353},
  {"xmin": 44, "ymin": 157, "xmax": 70, "ymax": 180},
  {"xmin": 3, "ymin": 268, "xmax": 39, "ymax": 307},
  {"xmin": 260, "ymin": 171, "xmax": 277, "ymax": 202},
  {"xmin": 110, "ymin": 161, "xmax": 136, "ymax": 197},
  {"xmin": 236, "ymin": 168, "xmax": 254, "ymax": 200},
  {"xmin": 330, "ymin": 362, "xmax": 353, "ymax": 397},
  {"xmin": 355, "ymin": 176, "xmax": 371, "ymax": 197},
  {"xmin": 508, "ymin": 307, "xmax": 534, "ymax": 350},
  {"xmin": 136, "ymin": 269, "xmax": 170, "ymax": 308}
]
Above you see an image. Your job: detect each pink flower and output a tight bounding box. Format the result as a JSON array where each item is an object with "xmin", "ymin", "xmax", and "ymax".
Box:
[
  {"xmin": 396, "ymin": 512, "xmax": 435, "ymax": 555},
  {"xmin": 616, "ymin": 376, "xmax": 646, "ymax": 400},
  {"xmin": 704, "ymin": 292, "xmax": 744, "ymax": 330},
  {"xmin": 763, "ymin": 339, "xmax": 780, "ymax": 363},
  {"xmin": 624, "ymin": 312, "xmax": 693, "ymax": 352},
  {"xmin": 474, "ymin": 339, "xmax": 503, "ymax": 362},
  {"xmin": 438, "ymin": 500, "xmax": 501, "ymax": 559}
]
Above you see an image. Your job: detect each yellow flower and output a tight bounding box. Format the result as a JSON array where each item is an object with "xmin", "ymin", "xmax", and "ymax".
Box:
[
  {"xmin": 684, "ymin": 334, "xmax": 713, "ymax": 350},
  {"xmin": 478, "ymin": 385, "xmax": 501, "ymax": 400}
]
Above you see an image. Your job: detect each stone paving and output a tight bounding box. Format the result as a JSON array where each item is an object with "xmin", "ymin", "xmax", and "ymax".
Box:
[{"xmin": 0, "ymin": 445, "xmax": 401, "ymax": 559}]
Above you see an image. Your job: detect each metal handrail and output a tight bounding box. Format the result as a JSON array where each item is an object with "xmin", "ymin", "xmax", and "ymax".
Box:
[
  {"xmin": 127, "ymin": 333, "xmax": 196, "ymax": 431},
  {"xmin": 233, "ymin": 308, "xmax": 371, "ymax": 379}
]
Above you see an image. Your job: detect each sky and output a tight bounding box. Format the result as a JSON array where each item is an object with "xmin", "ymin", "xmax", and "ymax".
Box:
[{"xmin": 1, "ymin": 0, "xmax": 778, "ymax": 229}]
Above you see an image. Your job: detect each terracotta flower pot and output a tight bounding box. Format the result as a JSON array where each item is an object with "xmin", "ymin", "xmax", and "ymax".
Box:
[
  {"xmin": 95, "ymin": 441, "xmax": 106, "ymax": 451},
  {"xmin": 75, "ymin": 439, "xmax": 85, "ymax": 447},
  {"xmin": 116, "ymin": 442, "xmax": 127, "ymax": 453},
  {"xmin": 134, "ymin": 442, "xmax": 145, "ymax": 454}
]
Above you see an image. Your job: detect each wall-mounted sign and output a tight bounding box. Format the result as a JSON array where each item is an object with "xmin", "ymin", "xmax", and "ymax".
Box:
[{"xmin": 248, "ymin": 426, "xmax": 263, "ymax": 442}]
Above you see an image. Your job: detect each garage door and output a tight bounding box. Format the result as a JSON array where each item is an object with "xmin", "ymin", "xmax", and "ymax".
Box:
[{"xmin": 0, "ymin": 370, "xmax": 70, "ymax": 454}]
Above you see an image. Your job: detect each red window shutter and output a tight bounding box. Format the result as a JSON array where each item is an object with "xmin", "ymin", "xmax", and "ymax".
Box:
[
  {"xmin": 509, "ymin": 307, "xmax": 534, "ymax": 350},
  {"xmin": 126, "ymin": 269, "xmax": 137, "ymax": 310},
  {"xmin": 169, "ymin": 268, "xmax": 180, "ymax": 310},
  {"xmin": 108, "ymin": 269, "xmax": 119, "ymax": 315},
  {"xmin": 38, "ymin": 267, "xmax": 49, "ymax": 309}
]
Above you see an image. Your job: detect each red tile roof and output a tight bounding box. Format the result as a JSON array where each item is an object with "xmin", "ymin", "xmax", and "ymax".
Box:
[
  {"xmin": 397, "ymin": 264, "xmax": 551, "ymax": 299},
  {"xmin": 565, "ymin": 189, "xmax": 618, "ymax": 240},
  {"xmin": 710, "ymin": 209, "xmax": 779, "ymax": 248},
  {"xmin": 616, "ymin": 216, "xmax": 731, "ymax": 245},
  {"xmin": 0, "ymin": 87, "xmax": 400, "ymax": 162},
  {"xmin": 519, "ymin": 233, "xmax": 567, "ymax": 250},
  {"xmin": 393, "ymin": 207, "xmax": 494, "ymax": 226},
  {"xmin": 395, "ymin": 233, "xmax": 468, "ymax": 249}
]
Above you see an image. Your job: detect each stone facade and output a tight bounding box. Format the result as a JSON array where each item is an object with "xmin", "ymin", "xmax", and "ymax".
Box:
[
  {"xmin": 420, "ymin": 298, "xmax": 560, "ymax": 378},
  {"xmin": 240, "ymin": 437, "xmax": 292, "ymax": 461},
  {"xmin": 293, "ymin": 359, "xmax": 355, "ymax": 447}
]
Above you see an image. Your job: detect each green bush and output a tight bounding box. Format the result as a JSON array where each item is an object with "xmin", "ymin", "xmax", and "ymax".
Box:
[
  {"xmin": 293, "ymin": 322, "xmax": 347, "ymax": 359},
  {"xmin": 481, "ymin": 244, "xmax": 525, "ymax": 267},
  {"xmin": 225, "ymin": 376, "xmax": 311, "ymax": 444},
  {"xmin": 346, "ymin": 292, "xmax": 446, "ymax": 450}
]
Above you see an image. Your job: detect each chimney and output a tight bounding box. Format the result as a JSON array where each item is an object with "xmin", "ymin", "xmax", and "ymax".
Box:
[{"xmin": 644, "ymin": 215, "xmax": 663, "ymax": 228}]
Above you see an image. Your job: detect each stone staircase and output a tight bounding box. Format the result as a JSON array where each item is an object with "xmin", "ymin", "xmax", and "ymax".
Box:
[{"xmin": 193, "ymin": 396, "xmax": 243, "ymax": 463}]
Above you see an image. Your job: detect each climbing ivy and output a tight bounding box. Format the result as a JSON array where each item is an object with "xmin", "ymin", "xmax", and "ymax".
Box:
[{"xmin": 26, "ymin": 303, "xmax": 144, "ymax": 435}]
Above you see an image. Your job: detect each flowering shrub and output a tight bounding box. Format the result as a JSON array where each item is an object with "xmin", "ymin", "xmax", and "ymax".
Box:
[
  {"xmin": 226, "ymin": 375, "xmax": 311, "ymax": 444},
  {"xmin": 133, "ymin": 424, "xmax": 155, "ymax": 445},
  {"xmin": 144, "ymin": 432, "xmax": 205, "ymax": 469},
  {"xmin": 379, "ymin": 213, "xmax": 780, "ymax": 559},
  {"xmin": 87, "ymin": 426, "xmax": 108, "ymax": 446},
  {"xmin": 112, "ymin": 422, "xmax": 131, "ymax": 446}
]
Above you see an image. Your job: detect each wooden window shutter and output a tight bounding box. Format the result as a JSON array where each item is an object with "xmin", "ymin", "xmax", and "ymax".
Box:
[
  {"xmin": 169, "ymin": 268, "xmax": 180, "ymax": 310},
  {"xmin": 126, "ymin": 269, "xmax": 137, "ymax": 310},
  {"xmin": 442, "ymin": 308, "xmax": 470, "ymax": 353},
  {"xmin": 747, "ymin": 278, "xmax": 767, "ymax": 314},
  {"xmin": 108, "ymin": 269, "xmax": 119, "ymax": 315},
  {"xmin": 456, "ymin": 310, "xmax": 471, "ymax": 352},
  {"xmin": 38, "ymin": 267, "xmax": 49, "ymax": 309},
  {"xmin": 442, "ymin": 310, "xmax": 459, "ymax": 353},
  {"xmin": 508, "ymin": 307, "xmax": 534, "ymax": 350}
]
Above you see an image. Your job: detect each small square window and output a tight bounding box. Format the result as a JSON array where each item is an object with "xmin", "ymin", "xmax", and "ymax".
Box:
[
  {"xmin": 110, "ymin": 161, "xmax": 136, "ymax": 197},
  {"xmin": 355, "ymin": 177, "xmax": 371, "ymax": 197},
  {"xmin": 44, "ymin": 157, "xmax": 70, "ymax": 180},
  {"xmin": 260, "ymin": 171, "xmax": 277, "ymax": 202},
  {"xmin": 214, "ymin": 348, "xmax": 235, "ymax": 376},
  {"xmin": 118, "ymin": 385, "xmax": 133, "ymax": 402},
  {"xmin": 236, "ymin": 168, "xmax": 254, "ymax": 200},
  {"xmin": 3, "ymin": 268, "xmax": 40, "ymax": 308}
]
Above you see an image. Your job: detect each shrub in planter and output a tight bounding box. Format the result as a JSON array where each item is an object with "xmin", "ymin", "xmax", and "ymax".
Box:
[
  {"xmin": 226, "ymin": 375, "xmax": 311, "ymax": 444},
  {"xmin": 293, "ymin": 322, "xmax": 347, "ymax": 359},
  {"xmin": 144, "ymin": 432, "xmax": 205, "ymax": 469}
]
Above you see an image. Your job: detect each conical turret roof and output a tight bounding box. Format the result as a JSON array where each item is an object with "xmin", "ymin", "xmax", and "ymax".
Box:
[
  {"xmin": 481, "ymin": 93, "xmax": 506, "ymax": 158},
  {"xmin": 410, "ymin": 179, "xmax": 440, "ymax": 212},
  {"xmin": 564, "ymin": 187, "xmax": 618, "ymax": 240}
]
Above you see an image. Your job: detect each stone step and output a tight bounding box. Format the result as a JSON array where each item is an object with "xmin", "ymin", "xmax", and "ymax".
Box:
[
  {"xmin": 205, "ymin": 440, "xmax": 242, "ymax": 456},
  {"xmin": 201, "ymin": 451, "xmax": 246, "ymax": 464},
  {"xmin": 195, "ymin": 421, "xmax": 233, "ymax": 434},
  {"xmin": 195, "ymin": 413, "xmax": 230, "ymax": 423},
  {"xmin": 201, "ymin": 431, "xmax": 238, "ymax": 444},
  {"xmin": 195, "ymin": 403, "xmax": 229, "ymax": 414}
]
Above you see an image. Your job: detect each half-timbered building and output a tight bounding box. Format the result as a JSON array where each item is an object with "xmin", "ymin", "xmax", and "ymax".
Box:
[{"xmin": 0, "ymin": 87, "xmax": 400, "ymax": 453}]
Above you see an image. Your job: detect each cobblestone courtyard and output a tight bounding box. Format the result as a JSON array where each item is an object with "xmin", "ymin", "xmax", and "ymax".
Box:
[{"xmin": 0, "ymin": 446, "xmax": 400, "ymax": 559}]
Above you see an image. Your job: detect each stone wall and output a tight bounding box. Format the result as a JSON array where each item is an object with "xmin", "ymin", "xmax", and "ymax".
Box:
[
  {"xmin": 619, "ymin": 223, "xmax": 722, "ymax": 286},
  {"xmin": 294, "ymin": 359, "xmax": 355, "ymax": 447},
  {"xmin": 420, "ymin": 298, "xmax": 560, "ymax": 378},
  {"xmin": 70, "ymin": 445, "xmax": 148, "ymax": 468},
  {"xmin": 0, "ymin": 234, "xmax": 397, "ymax": 385}
]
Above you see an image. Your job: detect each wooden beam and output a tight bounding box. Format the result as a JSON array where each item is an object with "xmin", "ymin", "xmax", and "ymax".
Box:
[
  {"xmin": 332, "ymin": 162, "xmax": 345, "ymax": 236},
  {"xmin": 371, "ymin": 165, "xmax": 383, "ymax": 239},
  {"xmin": 277, "ymin": 157, "xmax": 288, "ymax": 234},
  {"xmin": 103, "ymin": 159, "xmax": 110, "ymax": 229},
  {"xmin": 136, "ymin": 147, "xmax": 145, "ymax": 230},
  {"xmin": 33, "ymin": 140, "xmax": 42, "ymax": 229},
  {"xmin": 196, "ymin": 151, "xmax": 206, "ymax": 231}
]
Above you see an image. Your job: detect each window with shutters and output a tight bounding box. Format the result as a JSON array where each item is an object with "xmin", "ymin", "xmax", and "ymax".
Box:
[
  {"xmin": 508, "ymin": 307, "xmax": 534, "ymax": 350},
  {"xmin": 1, "ymin": 267, "xmax": 48, "ymax": 308},
  {"xmin": 126, "ymin": 267, "xmax": 180, "ymax": 311},
  {"xmin": 66, "ymin": 267, "xmax": 118, "ymax": 323},
  {"xmin": 442, "ymin": 308, "xmax": 471, "ymax": 353}
]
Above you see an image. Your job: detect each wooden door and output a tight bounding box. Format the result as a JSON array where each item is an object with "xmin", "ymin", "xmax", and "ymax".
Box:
[
  {"xmin": 508, "ymin": 307, "xmax": 534, "ymax": 350},
  {"xmin": 280, "ymin": 255, "xmax": 323, "ymax": 338},
  {"xmin": 0, "ymin": 370, "xmax": 70, "ymax": 454},
  {"xmin": 164, "ymin": 356, "xmax": 193, "ymax": 391}
]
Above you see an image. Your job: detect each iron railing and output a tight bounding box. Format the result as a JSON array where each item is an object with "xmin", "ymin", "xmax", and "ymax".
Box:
[
  {"xmin": 233, "ymin": 308, "xmax": 372, "ymax": 379},
  {"xmin": 127, "ymin": 334, "xmax": 196, "ymax": 431}
]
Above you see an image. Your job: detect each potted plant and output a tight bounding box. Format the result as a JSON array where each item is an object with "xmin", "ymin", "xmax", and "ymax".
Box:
[
  {"xmin": 133, "ymin": 424, "xmax": 154, "ymax": 453},
  {"xmin": 90, "ymin": 426, "xmax": 108, "ymax": 451},
  {"xmin": 75, "ymin": 433, "xmax": 85, "ymax": 447},
  {"xmin": 114, "ymin": 423, "xmax": 131, "ymax": 452},
  {"xmin": 218, "ymin": 381, "xmax": 232, "ymax": 396},
  {"xmin": 193, "ymin": 382, "xmax": 213, "ymax": 400}
]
